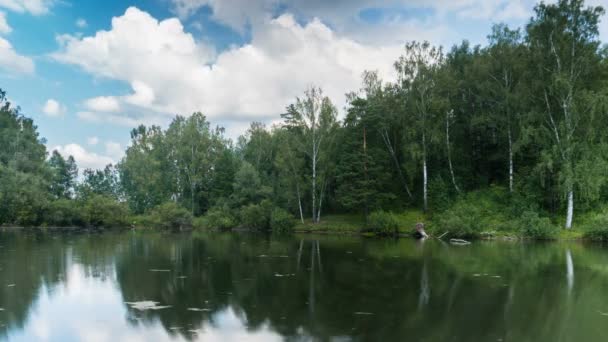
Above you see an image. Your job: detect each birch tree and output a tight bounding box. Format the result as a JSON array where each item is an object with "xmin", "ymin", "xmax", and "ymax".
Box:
[
  {"xmin": 486, "ymin": 24, "xmax": 525, "ymax": 193},
  {"xmin": 527, "ymin": 0, "xmax": 606, "ymax": 228},
  {"xmin": 282, "ymin": 87, "xmax": 338, "ymax": 223},
  {"xmin": 395, "ymin": 41, "xmax": 444, "ymax": 212}
]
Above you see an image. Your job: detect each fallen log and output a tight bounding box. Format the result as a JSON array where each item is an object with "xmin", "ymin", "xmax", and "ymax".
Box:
[{"xmin": 450, "ymin": 238, "xmax": 471, "ymax": 245}]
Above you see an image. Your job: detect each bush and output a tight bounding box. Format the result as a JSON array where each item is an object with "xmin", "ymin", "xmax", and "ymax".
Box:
[
  {"xmin": 517, "ymin": 211, "xmax": 557, "ymax": 240},
  {"xmin": 82, "ymin": 194, "xmax": 129, "ymax": 227},
  {"xmin": 434, "ymin": 201, "xmax": 487, "ymax": 238},
  {"xmin": 238, "ymin": 200, "xmax": 274, "ymax": 230},
  {"xmin": 270, "ymin": 208, "xmax": 295, "ymax": 233},
  {"xmin": 368, "ymin": 210, "xmax": 399, "ymax": 236},
  {"xmin": 583, "ymin": 215, "xmax": 608, "ymax": 241},
  {"xmin": 150, "ymin": 202, "xmax": 193, "ymax": 230},
  {"xmin": 199, "ymin": 205, "xmax": 237, "ymax": 230},
  {"xmin": 44, "ymin": 199, "xmax": 83, "ymax": 227}
]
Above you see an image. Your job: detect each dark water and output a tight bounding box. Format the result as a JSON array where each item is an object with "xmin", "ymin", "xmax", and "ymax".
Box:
[{"xmin": 0, "ymin": 231, "xmax": 607, "ymax": 341}]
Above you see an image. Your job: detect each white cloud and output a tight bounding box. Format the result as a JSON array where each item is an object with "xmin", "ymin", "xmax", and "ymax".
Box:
[
  {"xmin": 84, "ymin": 96, "xmax": 120, "ymax": 112},
  {"xmin": 87, "ymin": 136, "xmax": 99, "ymax": 145},
  {"xmin": 0, "ymin": 0, "xmax": 54, "ymax": 15},
  {"xmin": 52, "ymin": 143, "xmax": 115, "ymax": 170},
  {"xmin": 76, "ymin": 18, "xmax": 86, "ymax": 28},
  {"xmin": 54, "ymin": 7, "xmax": 402, "ymax": 130},
  {"xmin": 42, "ymin": 98, "xmax": 65, "ymax": 117},
  {"xmin": 0, "ymin": 36, "xmax": 34, "ymax": 74},
  {"xmin": 104, "ymin": 141, "xmax": 124, "ymax": 161},
  {"xmin": 169, "ymin": 0, "xmax": 537, "ymax": 34},
  {"xmin": 0, "ymin": 11, "xmax": 11, "ymax": 34}
]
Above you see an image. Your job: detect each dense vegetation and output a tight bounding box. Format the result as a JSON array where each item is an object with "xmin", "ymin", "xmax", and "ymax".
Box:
[{"xmin": 2, "ymin": 0, "xmax": 608, "ymax": 238}]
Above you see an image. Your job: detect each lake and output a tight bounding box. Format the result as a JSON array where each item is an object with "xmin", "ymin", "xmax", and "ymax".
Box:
[{"xmin": 0, "ymin": 231, "xmax": 606, "ymax": 341}]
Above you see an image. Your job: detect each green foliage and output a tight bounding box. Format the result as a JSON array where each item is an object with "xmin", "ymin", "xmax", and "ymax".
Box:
[
  {"xmin": 270, "ymin": 208, "xmax": 295, "ymax": 233},
  {"xmin": 239, "ymin": 200, "xmax": 273, "ymax": 231},
  {"xmin": 199, "ymin": 205, "xmax": 237, "ymax": 230},
  {"xmin": 82, "ymin": 195, "xmax": 129, "ymax": 228},
  {"xmin": 516, "ymin": 211, "xmax": 557, "ymax": 240},
  {"xmin": 44, "ymin": 199, "xmax": 83, "ymax": 227},
  {"xmin": 149, "ymin": 202, "xmax": 193, "ymax": 230},
  {"xmin": 582, "ymin": 215, "xmax": 608, "ymax": 241},
  {"xmin": 367, "ymin": 211, "xmax": 399, "ymax": 236},
  {"xmin": 433, "ymin": 189, "xmax": 510, "ymax": 238}
]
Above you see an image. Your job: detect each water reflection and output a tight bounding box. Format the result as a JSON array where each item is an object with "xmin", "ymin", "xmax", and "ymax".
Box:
[{"xmin": 0, "ymin": 231, "xmax": 608, "ymax": 341}]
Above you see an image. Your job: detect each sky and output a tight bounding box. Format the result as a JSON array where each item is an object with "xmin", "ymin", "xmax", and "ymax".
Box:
[{"xmin": 0, "ymin": 0, "xmax": 607, "ymax": 170}]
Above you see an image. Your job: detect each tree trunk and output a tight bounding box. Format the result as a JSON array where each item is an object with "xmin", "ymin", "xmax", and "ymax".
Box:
[
  {"xmin": 508, "ymin": 122, "xmax": 514, "ymax": 193},
  {"xmin": 565, "ymin": 189, "xmax": 574, "ymax": 229},
  {"xmin": 446, "ymin": 111, "xmax": 460, "ymax": 193},
  {"xmin": 422, "ymin": 130, "xmax": 428, "ymax": 212},
  {"xmin": 296, "ymin": 183, "xmax": 304, "ymax": 224},
  {"xmin": 380, "ymin": 129, "xmax": 413, "ymax": 199},
  {"xmin": 312, "ymin": 138, "xmax": 317, "ymax": 223}
]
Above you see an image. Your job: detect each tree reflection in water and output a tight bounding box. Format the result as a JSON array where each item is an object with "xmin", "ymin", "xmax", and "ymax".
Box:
[{"xmin": 0, "ymin": 231, "xmax": 608, "ymax": 341}]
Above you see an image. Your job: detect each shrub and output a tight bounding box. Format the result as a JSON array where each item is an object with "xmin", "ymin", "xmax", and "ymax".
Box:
[
  {"xmin": 517, "ymin": 211, "xmax": 557, "ymax": 240},
  {"xmin": 82, "ymin": 194, "xmax": 129, "ymax": 227},
  {"xmin": 239, "ymin": 200, "xmax": 273, "ymax": 230},
  {"xmin": 44, "ymin": 199, "xmax": 83, "ymax": 227},
  {"xmin": 583, "ymin": 215, "xmax": 608, "ymax": 241},
  {"xmin": 270, "ymin": 208, "xmax": 295, "ymax": 233},
  {"xmin": 199, "ymin": 205, "xmax": 237, "ymax": 230},
  {"xmin": 150, "ymin": 202, "xmax": 193, "ymax": 230},
  {"xmin": 368, "ymin": 210, "xmax": 399, "ymax": 236},
  {"xmin": 434, "ymin": 201, "xmax": 487, "ymax": 238}
]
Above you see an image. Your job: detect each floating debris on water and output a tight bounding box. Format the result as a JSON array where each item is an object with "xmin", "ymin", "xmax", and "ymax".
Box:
[
  {"xmin": 7, "ymin": 284, "xmax": 15, "ymax": 287},
  {"xmin": 187, "ymin": 308, "xmax": 211, "ymax": 312},
  {"xmin": 149, "ymin": 269, "xmax": 171, "ymax": 272},
  {"xmin": 354, "ymin": 312, "xmax": 374, "ymax": 315},
  {"xmin": 274, "ymin": 273, "xmax": 296, "ymax": 277},
  {"xmin": 125, "ymin": 301, "xmax": 172, "ymax": 311},
  {"xmin": 598, "ymin": 310, "xmax": 608, "ymax": 316}
]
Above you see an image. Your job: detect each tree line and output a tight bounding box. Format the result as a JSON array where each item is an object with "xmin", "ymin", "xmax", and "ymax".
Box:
[{"xmin": 2, "ymin": 0, "xmax": 608, "ymax": 233}]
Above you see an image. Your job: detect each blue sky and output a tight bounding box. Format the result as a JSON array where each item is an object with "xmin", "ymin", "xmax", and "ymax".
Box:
[{"xmin": 0, "ymin": 0, "xmax": 606, "ymax": 170}]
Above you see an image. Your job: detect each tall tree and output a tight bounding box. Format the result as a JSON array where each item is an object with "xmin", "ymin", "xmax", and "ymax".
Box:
[
  {"xmin": 395, "ymin": 41, "xmax": 444, "ymax": 212},
  {"xmin": 48, "ymin": 150, "xmax": 78, "ymax": 199},
  {"xmin": 527, "ymin": 0, "xmax": 607, "ymax": 228},
  {"xmin": 282, "ymin": 87, "xmax": 338, "ymax": 223}
]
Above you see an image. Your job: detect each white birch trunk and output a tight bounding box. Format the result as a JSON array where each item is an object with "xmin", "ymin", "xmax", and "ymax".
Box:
[
  {"xmin": 565, "ymin": 190, "xmax": 574, "ymax": 229},
  {"xmin": 312, "ymin": 139, "xmax": 317, "ymax": 223},
  {"xmin": 422, "ymin": 130, "xmax": 428, "ymax": 212},
  {"xmin": 508, "ymin": 127, "xmax": 514, "ymax": 193}
]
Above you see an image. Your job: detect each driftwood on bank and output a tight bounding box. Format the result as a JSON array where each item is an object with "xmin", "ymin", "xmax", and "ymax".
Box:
[{"xmin": 450, "ymin": 238, "xmax": 471, "ymax": 246}]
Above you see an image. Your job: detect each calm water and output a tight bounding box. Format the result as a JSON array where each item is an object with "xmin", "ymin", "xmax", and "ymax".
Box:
[{"xmin": 0, "ymin": 231, "xmax": 607, "ymax": 341}]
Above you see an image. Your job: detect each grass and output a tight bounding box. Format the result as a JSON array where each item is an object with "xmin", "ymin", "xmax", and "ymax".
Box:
[{"xmin": 293, "ymin": 209, "xmax": 427, "ymax": 235}]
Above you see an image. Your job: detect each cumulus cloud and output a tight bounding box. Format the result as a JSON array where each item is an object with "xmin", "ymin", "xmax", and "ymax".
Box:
[
  {"xmin": 0, "ymin": 11, "xmax": 10, "ymax": 34},
  {"xmin": 0, "ymin": 36, "xmax": 34, "ymax": 74},
  {"xmin": 84, "ymin": 96, "xmax": 120, "ymax": 112},
  {"xmin": 52, "ymin": 143, "xmax": 115, "ymax": 170},
  {"xmin": 53, "ymin": 7, "xmax": 402, "ymax": 130},
  {"xmin": 42, "ymin": 98, "xmax": 65, "ymax": 117},
  {"xmin": 169, "ymin": 0, "xmax": 538, "ymax": 36},
  {"xmin": 0, "ymin": 0, "xmax": 54, "ymax": 15}
]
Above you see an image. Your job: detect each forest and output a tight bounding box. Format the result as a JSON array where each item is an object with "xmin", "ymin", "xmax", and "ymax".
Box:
[{"xmin": 2, "ymin": 0, "xmax": 608, "ymax": 240}]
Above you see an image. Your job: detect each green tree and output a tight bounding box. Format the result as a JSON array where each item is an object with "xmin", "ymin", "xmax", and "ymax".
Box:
[
  {"xmin": 282, "ymin": 87, "xmax": 338, "ymax": 223},
  {"xmin": 395, "ymin": 41, "xmax": 444, "ymax": 212},
  {"xmin": 526, "ymin": 0, "xmax": 607, "ymax": 228},
  {"xmin": 48, "ymin": 150, "xmax": 78, "ymax": 199}
]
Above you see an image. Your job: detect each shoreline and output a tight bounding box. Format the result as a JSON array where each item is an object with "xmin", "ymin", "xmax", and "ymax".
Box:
[{"xmin": 0, "ymin": 225, "xmax": 593, "ymax": 242}]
